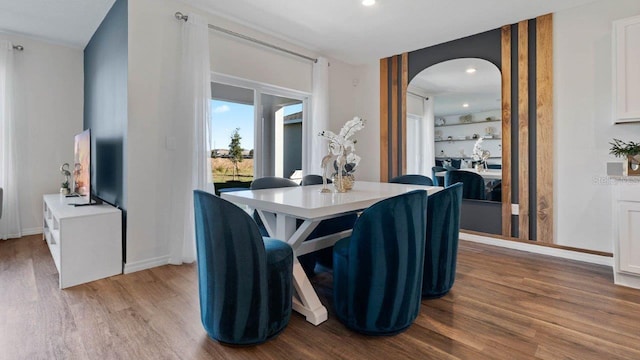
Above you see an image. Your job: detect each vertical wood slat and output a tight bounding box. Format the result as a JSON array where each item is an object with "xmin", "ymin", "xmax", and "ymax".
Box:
[
  {"xmin": 380, "ymin": 58, "xmax": 389, "ymax": 182},
  {"xmin": 536, "ymin": 14, "xmax": 554, "ymax": 243},
  {"xmin": 391, "ymin": 56, "xmax": 399, "ymax": 178},
  {"xmin": 501, "ymin": 26, "xmax": 513, "ymax": 237},
  {"xmin": 401, "ymin": 53, "xmax": 408, "ymax": 176},
  {"xmin": 518, "ymin": 20, "xmax": 530, "ymax": 240}
]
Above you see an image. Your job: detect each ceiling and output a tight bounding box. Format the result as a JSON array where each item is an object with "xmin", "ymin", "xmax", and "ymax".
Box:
[
  {"xmin": 410, "ymin": 58, "xmax": 501, "ymax": 117},
  {"xmin": 0, "ymin": 0, "xmax": 597, "ymax": 63},
  {"xmin": 0, "ymin": 0, "xmax": 115, "ymax": 48}
]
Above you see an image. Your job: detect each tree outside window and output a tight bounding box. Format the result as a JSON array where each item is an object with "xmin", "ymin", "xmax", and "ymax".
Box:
[{"xmin": 228, "ymin": 128, "xmax": 243, "ymax": 180}]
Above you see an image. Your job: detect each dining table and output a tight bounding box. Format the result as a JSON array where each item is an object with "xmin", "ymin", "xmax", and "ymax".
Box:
[
  {"xmin": 436, "ymin": 168, "xmax": 502, "ymax": 180},
  {"xmin": 221, "ymin": 180, "xmax": 442, "ymax": 325}
]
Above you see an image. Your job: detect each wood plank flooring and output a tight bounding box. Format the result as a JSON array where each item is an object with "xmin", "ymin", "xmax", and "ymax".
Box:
[{"xmin": 2, "ymin": 234, "xmax": 640, "ymax": 359}]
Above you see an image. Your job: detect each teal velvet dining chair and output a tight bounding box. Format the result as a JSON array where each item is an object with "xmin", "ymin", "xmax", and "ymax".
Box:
[
  {"xmin": 422, "ymin": 183, "xmax": 463, "ymax": 298},
  {"xmin": 431, "ymin": 166, "xmax": 447, "ymax": 186},
  {"xmin": 250, "ymin": 177, "xmax": 299, "ymax": 237},
  {"xmin": 299, "ymin": 174, "xmax": 358, "ymax": 273},
  {"xmin": 389, "ymin": 174, "xmax": 434, "ymax": 186},
  {"xmin": 333, "ymin": 190, "xmax": 427, "ymax": 335},
  {"xmin": 444, "ymin": 170, "xmax": 486, "ymax": 200},
  {"xmin": 300, "ymin": 174, "xmax": 331, "ymax": 186},
  {"xmin": 193, "ymin": 190, "xmax": 293, "ymax": 345},
  {"xmin": 249, "ymin": 177, "xmax": 324, "ymax": 276}
]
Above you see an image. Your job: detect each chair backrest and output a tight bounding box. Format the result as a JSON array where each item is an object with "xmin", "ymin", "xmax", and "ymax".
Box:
[
  {"xmin": 344, "ymin": 190, "xmax": 427, "ymax": 332},
  {"xmin": 389, "ymin": 174, "xmax": 434, "ymax": 186},
  {"xmin": 300, "ymin": 174, "xmax": 332, "ymax": 186},
  {"xmin": 249, "ymin": 177, "xmax": 299, "ymax": 236},
  {"xmin": 193, "ymin": 190, "xmax": 270, "ymax": 343},
  {"xmin": 450, "ymin": 159, "xmax": 461, "ymax": 169},
  {"xmin": 431, "ymin": 166, "xmax": 447, "ymax": 186},
  {"xmin": 250, "ymin": 176, "xmax": 299, "ymax": 190},
  {"xmin": 423, "ymin": 183, "xmax": 463, "ymax": 297},
  {"xmin": 444, "ymin": 170, "xmax": 485, "ymax": 200}
]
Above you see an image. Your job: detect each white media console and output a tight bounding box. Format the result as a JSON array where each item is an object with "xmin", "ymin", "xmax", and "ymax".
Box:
[{"xmin": 42, "ymin": 194, "xmax": 122, "ymax": 289}]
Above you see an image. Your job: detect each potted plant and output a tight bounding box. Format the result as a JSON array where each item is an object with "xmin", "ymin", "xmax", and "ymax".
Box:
[{"xmin": 609, "ymin": 138, "xmax": 640, "ymax": 176}]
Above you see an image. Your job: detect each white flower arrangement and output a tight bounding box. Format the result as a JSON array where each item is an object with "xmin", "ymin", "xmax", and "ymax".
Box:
[
  {"xmin": 319, "ymin": 116, "xmax": 365, "ymax": 175},
  {"xmin": 472, "ymin": 138, "xmax": 490, "ymax": 163}
]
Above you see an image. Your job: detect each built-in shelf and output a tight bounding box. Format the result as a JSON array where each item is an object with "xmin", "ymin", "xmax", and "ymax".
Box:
[
  {"xmin": 436, "ymin": 156, "xmax": 502, "ymax": 160},
  {"xmin": 435, "ymin": 137, "xmax": 501, "ymax": 143},
  {"xmin": 435, "ymin": 119, "xmax": 501, "ymax": 128}
]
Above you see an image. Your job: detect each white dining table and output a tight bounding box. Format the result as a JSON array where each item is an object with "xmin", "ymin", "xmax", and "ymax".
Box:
[
  {"xmin": 221, "ymin": 181, "xmax": 442, "ymax": 325},
  {"xmin": 436, "ymin": 168, "xmax": 502, "ymax": 180}
]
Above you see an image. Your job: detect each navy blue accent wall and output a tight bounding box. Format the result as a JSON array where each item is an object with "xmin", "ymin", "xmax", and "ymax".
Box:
[
  {"xmin": 84, "ymin": 0, "xmax": 127, "ymax": 207},
  {"xmin": 84, "ymin": 0, "xmax": 127, "ymax": 258},
  {"xmin": 408, "ymin": 29, "xmax": 502, "ymax": 83}
]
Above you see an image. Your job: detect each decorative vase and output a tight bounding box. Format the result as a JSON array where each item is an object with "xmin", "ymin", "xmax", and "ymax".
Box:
[
  {"xmin": 332, "ymin": 173, "xmax": 354, "ymax": 192},
  {"xmin": 343, "ymin": 174, "xmax": 355, "ymax": 191},
  {"xmin": 628, "ymin": 154, "xmax": 640, "ymax": 176}
]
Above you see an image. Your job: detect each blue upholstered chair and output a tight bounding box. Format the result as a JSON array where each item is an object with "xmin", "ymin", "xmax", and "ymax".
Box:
[
  {"xmin": 389, "ymin": 174, "xmax": 434, "ymax": 186},
  {"xmin": 299, "ymin": 174, "xmax": 357, "ymax": 272},
  {"xmin": 333, "ymin": 190, "xmax": 427, "ymax": 335},
  {"xmin": 250, "ymin": 176, "xmax": 299, "ymax": 190},
  {"xmin": 444, "ymin": 170, "xmax": 486, "ymax": 200},
  {"xmin": 250, "ymin": 177, "xmax": 299, "ymax": 237},
  {"xmin": 193, "ymin": 190, "xmax": 293, "ymax": 345},
  {"xmin": 300, "ymin": 174, "xmax": 331, "ymax": 186},
  {"xmin": 431, "ymin": 166, "xmax": 447, "ymax": 186},
  {"xmin": 423, "ymin": 183, "xmax": 463, "ymax": 298}
]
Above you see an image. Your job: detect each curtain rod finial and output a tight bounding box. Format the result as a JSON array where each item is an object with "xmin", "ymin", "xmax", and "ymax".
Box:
[{"xmin": 175, "ymin": 12, "xmax": 188, "ymax": 21}]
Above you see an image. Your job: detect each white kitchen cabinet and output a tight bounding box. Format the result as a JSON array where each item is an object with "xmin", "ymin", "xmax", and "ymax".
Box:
[
  {"xmin": 613, "ymin": 15, "xmax": 640, "ymax": 123},
  {"xmin": 613, "ymin": 180, "xmax": 640, "ymax": 289}
]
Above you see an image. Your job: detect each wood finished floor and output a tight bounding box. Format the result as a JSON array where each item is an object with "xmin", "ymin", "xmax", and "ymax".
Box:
[{"xmin": 2, "ymin": 235, "xmax": 640, "ymax": 360}]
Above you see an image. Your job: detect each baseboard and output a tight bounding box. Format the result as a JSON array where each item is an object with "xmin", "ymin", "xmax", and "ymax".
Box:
[
  {"xmin": 459, "ymin": 231, "xmax": 614, "ymax": 267},
  {"xmin": 1, "ymin": 227, "xmax": 43, "ymax": 239},
  {"xmin": 22, "ymin": 227, "xmax": 42, "ymax": 236},
  {"xmin": 123, "ymin": 255, "xmax": 170, "ymax": 274}
]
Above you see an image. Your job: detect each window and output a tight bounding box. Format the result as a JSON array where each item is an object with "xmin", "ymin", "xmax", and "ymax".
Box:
[{"xmin": 210, "ymin": 75, "xmax": 310, "ymax": 190}]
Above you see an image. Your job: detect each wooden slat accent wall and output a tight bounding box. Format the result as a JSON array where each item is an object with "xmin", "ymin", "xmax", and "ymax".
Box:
[
  {"xmin": 380, "ymin": 58, "xmax": 389, "ymax": 182},
  {"xmin": 518, "ymin": 20, "xmax": 530, "ymax": 240},
  {"xmin": 401, "ymin": 53, "xmax": 408, "ymax": 176},
  {"xmin": 536, "ymin": 14, "xmax": 554, "ymax": 243},
  {"xmin": 391, "ymin": 56, "xmax": 399, "ymax": 178},
  {"xmin": 501, "ymin": 25, "xmax": 513, "ymax": 237}
]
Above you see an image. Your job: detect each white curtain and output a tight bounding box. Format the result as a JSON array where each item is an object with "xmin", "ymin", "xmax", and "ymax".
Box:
[
  {"xmin": 421, "ymin": 97, "xmax": 435, "ymax": 175},
  {"xmin": 304, "ymin": 57, "xmax": 329, "ymax": 176},
  {"xmin": 168, "ymin": 14, "xmax": 211, "ymax": 264},
  {"xmin": 0, "ymin": 40, "xmax": 21, "ymax": 240}
]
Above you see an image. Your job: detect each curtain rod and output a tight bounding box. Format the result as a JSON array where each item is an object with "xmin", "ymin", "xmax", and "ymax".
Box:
[
  {"xmin": 408, "ymin": 91, "xmax": 429, "ymax": 100},
  {"xmin": 12, "ymin": 45, "xmax": 23, "ymax": 51},
  {"xmin": 174, "ymin": 12, "xmax": 317, "ymax": 63}
]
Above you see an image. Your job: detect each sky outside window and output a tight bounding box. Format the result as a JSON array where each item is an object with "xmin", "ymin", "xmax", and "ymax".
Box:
[{"xmin": 210, "ymin": 100, "xmax": 254, "ymax": 151}]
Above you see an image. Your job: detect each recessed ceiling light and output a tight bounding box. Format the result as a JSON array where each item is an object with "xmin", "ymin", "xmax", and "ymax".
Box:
[
  {"xmin": 466, "ymin": 68, "xmax": 477, "ymax": 74},
  {"xmin": 463, "ymin": 103, "xmax": 469, "ymax": 108},
  {"xmin": 362, "ymin": 0, "xmax": 376, "ymax": 6}
]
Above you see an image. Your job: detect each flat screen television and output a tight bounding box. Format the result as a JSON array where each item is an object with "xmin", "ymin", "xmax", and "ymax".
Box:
[{"xmin": 73, "ymin": 129, "xmax": 92, "ymax": 204}]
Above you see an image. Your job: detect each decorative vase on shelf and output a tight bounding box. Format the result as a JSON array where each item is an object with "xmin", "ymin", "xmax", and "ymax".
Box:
[{"xmin": 628, "ymin": 154, "xmax": 640, "ymax": 176}]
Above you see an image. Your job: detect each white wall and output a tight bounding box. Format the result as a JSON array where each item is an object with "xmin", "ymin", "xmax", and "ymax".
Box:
[
  {"xmin": 0, "ymin": 33, "xmax": 84, "ymax": 236},
  {"xmin": 125, "ymin": 0, "xmax": 357, "ymax": 269},
  {"xmin": 352, "ymin": 61, "xmax": 380, "ymax": 182},
  {"xmin": 554, "ymin": 0, "xmax": 640, "ymax": 252}
]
